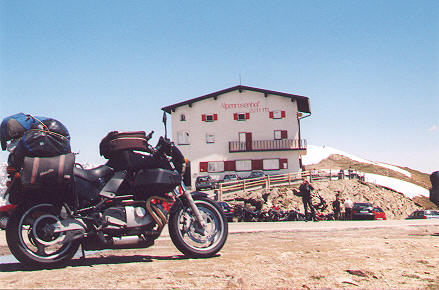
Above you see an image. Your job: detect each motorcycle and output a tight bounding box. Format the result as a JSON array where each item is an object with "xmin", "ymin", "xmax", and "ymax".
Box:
[
  {"xmin": 315, "ymin": 212, "xmax": 335, "ymax": 221},
  {"xmin": 2, "ymin": 114, "xmax": 228, "ymax": 268}
]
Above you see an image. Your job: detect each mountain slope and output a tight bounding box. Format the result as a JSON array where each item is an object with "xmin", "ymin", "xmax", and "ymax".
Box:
[
  {"xmin": 306, "ymin": 153, "xmax": 431, "ymax": 190},
  {"xmin": 303, "ymin": 145, "xmax": 431, "ymax": 190}
]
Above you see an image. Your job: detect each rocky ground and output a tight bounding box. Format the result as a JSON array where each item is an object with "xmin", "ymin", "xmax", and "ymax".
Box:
[
  {"xmin": 225, "ymin": 179, "xmax": 430, "ymax": 219},
  {"xmin": 1, "ymin": 224, "xmax": 439, "ymax": 289}
]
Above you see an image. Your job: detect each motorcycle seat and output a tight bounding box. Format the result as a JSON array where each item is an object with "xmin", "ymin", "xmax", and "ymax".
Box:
[{"xmin": 73, "ymin": 165, "xmax": 114, "ymax": 183}]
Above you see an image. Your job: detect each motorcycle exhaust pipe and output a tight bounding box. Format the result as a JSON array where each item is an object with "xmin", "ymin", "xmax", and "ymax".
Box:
[
  {"xmin": 83, "ymin": 235, "xmax": 156, "ymax": 251},
  {"xmin": 108, "ymin": 236, "xmax": 155, "ymax": 249},
  {"xmin": 112, "ymin": 236, "xmax": 144, "ymax": 246}
]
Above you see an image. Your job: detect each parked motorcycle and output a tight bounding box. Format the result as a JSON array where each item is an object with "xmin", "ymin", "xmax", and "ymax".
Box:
[
  {"xmin": 315, "ymin": 212, "xmax": 335, "ymax": 221},
  {"xmin": 1, "ymin": 114, "xmax": 228, "ymax": 268}
]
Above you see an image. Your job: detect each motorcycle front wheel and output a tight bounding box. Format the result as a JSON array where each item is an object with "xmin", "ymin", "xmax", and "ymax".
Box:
[
  {"xmin": 6, "ymin": 203, "xmax": 80, "ymax": 268},
  {"xmin": 168, "ymin": 197, "xmax": 228, "ymax": 258}
]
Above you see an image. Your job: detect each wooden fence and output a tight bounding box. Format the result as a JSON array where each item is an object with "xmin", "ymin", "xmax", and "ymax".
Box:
[
  {"xmin": 216, "ymin": 171, "xmax": 307, "ymax": 201},
  {"xmin": 216, "ymin": 169, "xmax": 362, "ymax": 201}
]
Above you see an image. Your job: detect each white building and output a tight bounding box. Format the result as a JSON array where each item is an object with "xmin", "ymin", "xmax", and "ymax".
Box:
[{"xmin": 162, "ymin": 85, "xmax": 311, "ymax": 186}]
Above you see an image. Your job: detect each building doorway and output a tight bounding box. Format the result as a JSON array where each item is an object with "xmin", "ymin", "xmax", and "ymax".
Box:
[{"xmin": 239, "ymin": 132, "xmax": 252, "ymax": 151}]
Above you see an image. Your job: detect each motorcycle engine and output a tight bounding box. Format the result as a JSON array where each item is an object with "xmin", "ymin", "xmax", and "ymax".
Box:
[{"xmin": 103, "ymin": 206, "xmax": 154, "ymax": 229}]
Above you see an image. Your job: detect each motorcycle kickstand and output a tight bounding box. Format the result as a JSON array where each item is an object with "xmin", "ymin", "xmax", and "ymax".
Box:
[{"xmin": 80, "ymin": 242, "xmax": 86, "ymax": 262}]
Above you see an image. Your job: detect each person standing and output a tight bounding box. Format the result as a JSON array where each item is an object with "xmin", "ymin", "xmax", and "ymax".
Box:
[
  {"xmin": 298, "ymin": 179, "xmax": 317, "ymax": 221},
  {"xmin": 338, "ymin": 169, "xmax": 345, "ymax": 180},
  {"xmin": 332, "ymin": 193, "xmax": 341, "ymax": 220},
  {"xmin": 344, "ymin": 198, "xmax": 354, "ymax": 220}
]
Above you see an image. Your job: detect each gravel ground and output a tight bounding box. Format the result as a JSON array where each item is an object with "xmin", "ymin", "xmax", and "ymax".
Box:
[{"xmin": 1, "ymin": 222, "xmax": 439, "ymax": 289}]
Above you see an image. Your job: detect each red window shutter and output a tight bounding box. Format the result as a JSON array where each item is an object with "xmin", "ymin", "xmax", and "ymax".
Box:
[
  {"xmin": 281, "ymin": 111, "xmax": 286, "ymax": 118},
  {"xmin": 252, "ymin": 160, "xmax": 263, "ymax": 170},
  {"xmin": 281, "ymin": 130, "xmax": 288, "ymax": 139},
  {"xmin": 213, "ymin": 114, "xmax": 218, "ymax": 121},
  {"xmin": 233, "ymin": 113, "xmax": 238, "ymax": 120},
  {"xmin": 269, "ymin": 111, "xmax": 274, "ymax": 119},
  {"xmin": 279, "ymin": 158, "xmax": 288, "ymax": 169},
  {"xmin": 245, "ymin": 113, "xmax": 250, "ymax": 119},
  {"xmin": 224, "ymin": 160, "xmax": 236, "ymax": 171},
  {"xmin": 202, "ymin": 114, "xmax": 206, "ymax": 121},
  {"xmin": 200, "ymin": 162, "xmax": 208, "ymax": 172}
]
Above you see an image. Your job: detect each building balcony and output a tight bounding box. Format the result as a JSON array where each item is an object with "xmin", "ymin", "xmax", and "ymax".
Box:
[{"xmin": 229, "ymin": 139, "xmax": 307, "ymax": 153}]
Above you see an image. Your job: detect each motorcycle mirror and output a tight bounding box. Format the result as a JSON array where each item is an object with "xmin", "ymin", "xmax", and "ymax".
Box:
[
  {"xmin": 162, "ymin": 111, "xmax": 168, "ymax": 139},
  {"xmin": 162, "ymin": 111, "xmax": 167, "ymax": 125}
]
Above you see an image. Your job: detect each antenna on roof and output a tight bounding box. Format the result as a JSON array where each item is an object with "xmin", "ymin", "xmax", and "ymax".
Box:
[{"xmin": 239, "ymin": 74, "xmax": 242, "ymax": 86}]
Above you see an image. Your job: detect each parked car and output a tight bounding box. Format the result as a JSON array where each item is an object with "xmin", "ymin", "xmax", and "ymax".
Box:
[
  {"xmin": 406, "ymin": 210, "xmax": 439, "ymax": 219},
  {"xmin": 247, "ymin": 171, "xmax": 266, "ymax": 179},
  {"xmin": 352, "ymin": 202, "xmax": 375, "ymax": 220},
  {"xmin": 372, "ymin": 207, "xmax": 386, "ymax": 220},
  {"xmin": 217, "ymin": 201, "xmax": 234, "ymax": 222},
  {"xmin": 222, "ymin": 173, "xmax": 240, "ymax": 182},
  {"xmin": 195, "ymin": 175, "xmax": 217, "ymax": 191}
]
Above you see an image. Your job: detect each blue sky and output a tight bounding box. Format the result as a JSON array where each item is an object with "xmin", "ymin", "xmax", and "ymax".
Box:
[{"xmin": 1, "ymin": 1, "xmax": 438, "ymax": 173}]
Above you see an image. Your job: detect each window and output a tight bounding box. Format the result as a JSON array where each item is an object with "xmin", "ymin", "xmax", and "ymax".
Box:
[
  {"xmin": 177, "ymin": 131, "xmax": 190, "ymax": 145},
  {"xmin": 274, "ymin": 130, "xmax": 288, "ymax": 140},
  {"xmin": 269, "ymin": 110, "xmax": 286, "ymax": 119},
  {"xmin": 236, "ymin": 160, "xmax": 252, "ymax": 171},
  {"xmin": 200, "ymin": 161, "xmax": 224, "ymax": 172},
  {"xmin": 206, "ymin": 133, "xmax": 215, "ymax": 144},
  {"xmin": 234, "ymin": 112, "xmax": 250, "ymax": 121},
  {"xmin": 263, "ymin": 159, "xmax": 280, "ymax": 170},
  {"xmin": 202, "ymin": 114, "xmax": 218, "ymax": 122},
  {"xmin": 180, "ymin": 114, "xmax": 186, "ymax": 121},
  {"xmin": 201, "ymin": 159, "xmax": 286, "ymax": 173},
  {"xmin": 208, "ymin": 161, "xmax": 224, "ymax": 173}
]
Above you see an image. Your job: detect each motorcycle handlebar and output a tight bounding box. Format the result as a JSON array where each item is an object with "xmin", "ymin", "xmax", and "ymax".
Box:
[{"xmin": 145, "ymin": 130, "xmax": 154, "ymax": 141}]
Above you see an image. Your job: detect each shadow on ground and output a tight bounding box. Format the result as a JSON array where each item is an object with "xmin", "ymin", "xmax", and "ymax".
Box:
[{"xmin": 0, "ymin": 253, "xmax": 219, "ymax": 272}]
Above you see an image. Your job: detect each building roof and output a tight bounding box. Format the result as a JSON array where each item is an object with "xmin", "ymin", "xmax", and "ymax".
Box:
[{"xmin": 162, "ymin": 85, "xmax": 311, "ymax": 114}]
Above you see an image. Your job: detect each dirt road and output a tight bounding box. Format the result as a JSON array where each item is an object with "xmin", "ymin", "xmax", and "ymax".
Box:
[{"xmin": 1, "ymin": 221, "xmax": 439, "ymax": 289}]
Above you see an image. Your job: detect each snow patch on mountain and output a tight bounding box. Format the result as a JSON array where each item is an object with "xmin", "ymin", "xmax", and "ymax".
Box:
[
  {"xmin": 363, "ymin": 173, "xmax": 429, "ymax": 199},
  {"xmin": 303, "ymin": 145, "xmax": 411, "ymax": 178}
]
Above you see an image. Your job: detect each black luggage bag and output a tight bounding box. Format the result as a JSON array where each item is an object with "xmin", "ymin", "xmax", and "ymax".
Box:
[
  {"xmin": 8, "ymin": 118, "xmax": 71, "ymax": 168},
  {"xmin": 21, "ymin": 153, "xmax": 75, "ymax": 188},
  {"xmin": 100, "ymin": 131, "xmax": 149, "ymax": 159}
]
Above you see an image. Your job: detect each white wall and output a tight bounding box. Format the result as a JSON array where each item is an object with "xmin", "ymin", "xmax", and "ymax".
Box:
[{"xmin": 169, "ymin": 89, "xmax": 305, "ymax": 184}]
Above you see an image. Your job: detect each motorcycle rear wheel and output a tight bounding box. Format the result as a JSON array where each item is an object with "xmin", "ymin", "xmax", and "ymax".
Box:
[
  {"xmin": 6, "ymin": 203, "xmax": 80, "ymax": 268},
  {"xmin": 169, "ymin": 197, "xmax": 228, "ymax": 258}
]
